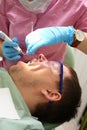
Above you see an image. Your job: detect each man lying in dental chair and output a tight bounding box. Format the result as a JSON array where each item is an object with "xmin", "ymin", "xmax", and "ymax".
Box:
[{"xmin": 0, "ymin": 53, "xmax": 81, "ymax": 130}]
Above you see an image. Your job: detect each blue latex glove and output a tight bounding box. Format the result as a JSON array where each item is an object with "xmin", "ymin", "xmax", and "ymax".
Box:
[
  {"xmin": 2, "ymin": 37, "xmax": 21, "ymax": 61},
  {"xmin": 25, "ymin": 26, "xmax": 75, "ymax": 54}
]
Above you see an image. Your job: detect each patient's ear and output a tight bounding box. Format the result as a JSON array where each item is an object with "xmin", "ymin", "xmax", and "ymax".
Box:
[{"xmin": 41, "ymin": 89, "xmax": 61, "ymax": 102}]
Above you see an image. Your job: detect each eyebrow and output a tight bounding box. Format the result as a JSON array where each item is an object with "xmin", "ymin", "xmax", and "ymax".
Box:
[{"xmin": 58, "ymin": 61, "xmax": 63, "ymax": 94}]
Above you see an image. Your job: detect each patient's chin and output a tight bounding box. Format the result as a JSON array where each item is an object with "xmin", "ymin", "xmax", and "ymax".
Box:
[{"xmin": 8, "ymin": 64, "xmax": 21, "ymax": 76}]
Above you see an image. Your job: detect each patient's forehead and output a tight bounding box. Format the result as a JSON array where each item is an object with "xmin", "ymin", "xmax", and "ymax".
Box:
[{"xmin": 63, "ymin": 65, "xmax": 71, "ymax": 78}]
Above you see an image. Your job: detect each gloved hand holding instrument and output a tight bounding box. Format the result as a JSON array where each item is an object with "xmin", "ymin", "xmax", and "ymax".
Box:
[{"xmin": 0, "ymin": 31, "xmax": 22, "ymax": 61}]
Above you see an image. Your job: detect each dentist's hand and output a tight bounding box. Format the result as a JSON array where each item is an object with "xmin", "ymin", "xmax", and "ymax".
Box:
[
  {"xmin": 25, "ymin": 26, "xmax": 74, "ymax": 54},
  {"xmin": 2, "ymin": 37, "xmax": 21, "ymax": 61}
]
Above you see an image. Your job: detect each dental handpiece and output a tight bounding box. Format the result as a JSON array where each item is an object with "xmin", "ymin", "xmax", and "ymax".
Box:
[{"xmin": 0, "ymin": 31, "xmax": 22, "ymax": 52}]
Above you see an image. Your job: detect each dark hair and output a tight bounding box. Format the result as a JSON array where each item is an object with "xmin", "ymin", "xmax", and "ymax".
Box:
[{"xmin": 33, "ymin": 66, "xmax": 81, "ymax": 124}]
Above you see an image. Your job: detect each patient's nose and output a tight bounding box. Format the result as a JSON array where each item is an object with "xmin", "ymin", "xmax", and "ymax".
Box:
[{"xmin": 38, "ymin": 54, "xmax": 48, "ymax": 62}]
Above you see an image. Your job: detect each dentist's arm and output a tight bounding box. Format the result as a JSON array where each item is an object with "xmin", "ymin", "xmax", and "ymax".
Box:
[
  {"xmin": 76, "ymin": 32, "xmax": 87, "ymax": 54},
  {"xmin": 25, "ymin": 26, "xmax": 87, "ymax": 55}
]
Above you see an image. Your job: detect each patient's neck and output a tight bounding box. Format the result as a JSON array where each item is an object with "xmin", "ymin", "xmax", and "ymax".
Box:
[{"xmin": 15, "ymin": 83, "xmax": 37, "ymax": 113}]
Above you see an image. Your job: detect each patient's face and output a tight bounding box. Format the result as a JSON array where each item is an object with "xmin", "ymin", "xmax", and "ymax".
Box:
[{"xmin": 8, "ymin": 54, "xmax": 71, "ymax": 89}]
